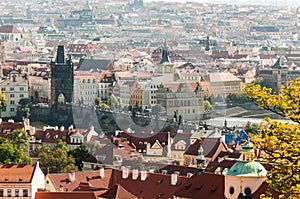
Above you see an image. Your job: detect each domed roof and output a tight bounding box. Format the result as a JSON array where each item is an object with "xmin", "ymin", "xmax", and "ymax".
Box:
[{"xmin": 227, "ymin": 160, "xmax": 267, "ymax": 176}]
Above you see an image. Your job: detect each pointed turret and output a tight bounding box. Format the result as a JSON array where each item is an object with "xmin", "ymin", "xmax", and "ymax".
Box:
[
  {"xmin": 272, "ymin": 57, "xmax": 287, "ymax": 69},
  {"xmin": 159, "ymin": 39, "xmax": 172, "ymax": 64},
  {"xmin": 205, "ymin": 35, "xmax": 210, "ymax": 51},
  {"xmin": 55, "ymin": 45, "xmax": 65, "ymax": 64},
  {"xmin": 196, "ymin": 139, "xmax": 205, "ymax": 175}
]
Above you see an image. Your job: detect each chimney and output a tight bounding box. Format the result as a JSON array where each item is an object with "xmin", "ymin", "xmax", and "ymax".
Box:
[
  {"xmin": 187, "ymin": 173, "xmax": 193, "ymax": 177},
  {"xmin": 8, "ymin": 119, "xmax": 14, "ymax": 123},
  {"xmin": 60, "ymin": 185, "xmax": 64, "ymax": 192},
  {"xmin": 161, "ymin": 170, "xmax": 167, "ymax": 174},
  {"xmin": 60, "ymin": 126, "xmax": 65, "ymax": 131},
  {"xmin": 100, "ymin": 167, "xmax": 105, "ymax": 178},
  {"xmin": 122, "ymin": 167, "xmax": 129, "ymax": 179},
  {"xmin": 68, "ymin": 125, "xmax": 74, "ymax": 131},
  {"xmin": 69, "ymin": 171, "xmax": 75, "ymax": 182},
  {"xmin": 30, "ymin": 127, "xmax": 35, "ymax": 136},
  {"xmin": 54, "ymin": 126, "xmax": 58, "ymax": 130},
  {"xmin": 171, "ymin": 173, "xmax": 178, "ymax": 186},
  {"xmin": 132, "ymin": 169, "xmax": 138, "ymax": 180},
  {"xmin": 0, "ymin": 118, "xmax": 2, "ymax": 124},
  {"xmin": 141, "ymin": 170, "xmax": 147, "ymax": 181}
]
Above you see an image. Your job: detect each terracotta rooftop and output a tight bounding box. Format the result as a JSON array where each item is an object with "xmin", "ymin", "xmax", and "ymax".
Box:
[
  {"xmin": 0, "ymin": 25, "xmax": 22, "ymax": 33},
  {"xmin": 184, "ymin": 138, "xmax": 228, "ymax": 161},
  {"xmin": 35, "ymin": 192, "xmax": 98, "ymax": 199},
  {"xmin": 98, "ymin": 184, "xmax": 137, "ymax": 199},
  {"xmin": 173, "ymin": 172, "xmax": 226, "ymax": 199},
  {"xmin": 0, "ymin": 164, "xmax": 36, "ymax": 183},
  {"xmin": 47, "ymin": 169, "xmax": 113, "ymax": 192},
  {"xmin": 113, "ymin": 169, "xmax": 189, "ymax": 199}
]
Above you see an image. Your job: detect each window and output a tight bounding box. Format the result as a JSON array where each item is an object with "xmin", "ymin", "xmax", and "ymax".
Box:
[
  {"xmin": 10, "ymin": 94, "xmax": 14, "ymax": 98},
  {"xmin": 7, "ymin": 189, "xmax": 11, "ymax": 197},
  {"xmin": 23, "ymin": 189, "xmax": 28, "ymax": 197},
  {"xmin": 1, "ymin": 88, "xmax": 5, "ymax": 91},
  {"xmin": 10, "ymin": 101, "xmax": 14, "ymax": 105},
  {"xmin": 0, "ymin": 189, "xmax": 3, "ymax": 197},
  {"xmin": 20, "ymin": 87, "xmax": 24, "ymax": 91},
  {"xmin": 10, "ymin": 88, "xmax": 14, "ymax": 91},
  {"xmin": 15, "ymin": 189, "xmax": 19, "ymax": 197},
  {"xmin": 10, "ymin": 108, "xmax": 15, "ymax": 112},
  {"xmin": 19, "ymin": 94, "xmax": 24, "ymax": 98}
]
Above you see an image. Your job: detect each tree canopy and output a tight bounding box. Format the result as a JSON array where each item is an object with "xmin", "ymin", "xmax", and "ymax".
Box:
[
  {"xmin": 245, "ymin": 77, "xmax": 300, "ymax": 198},
  {"xmin": 34, "ymin": 140, "xmax": 77, "ymax": 174},
  {"xmin": 0, "ymin": 129, "xmax": 31, "ymax": 164}
]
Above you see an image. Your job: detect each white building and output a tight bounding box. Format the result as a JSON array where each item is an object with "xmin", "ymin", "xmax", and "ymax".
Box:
[
  {"xmin": 0, "ymin": 71, "xmax": 28, "ymax": 118},
  {"xmin": 73, "ymin": 71, "xmax": 100, "ymax": 106},
  {"xmin": 0, "ymin": 163, "xmax": 45, "ymax": 199}
]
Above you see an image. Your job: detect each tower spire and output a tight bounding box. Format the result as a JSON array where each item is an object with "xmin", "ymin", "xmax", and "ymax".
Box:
[
  {"xmin": 55, "ymin": 45, "xmax": 65, "ymax": 64},
  {"xmin": 196, "ymin": 139, "xmax": 205, "ymax": 175},
  {"xmin": 159, "ymin": 39, "xmax": 171, "ymax": 64}
]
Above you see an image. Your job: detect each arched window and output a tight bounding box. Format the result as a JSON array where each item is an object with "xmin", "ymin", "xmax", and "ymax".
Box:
[{"xmin": 57, "ymin": 93, "xmax": 65, "ymax": 104}]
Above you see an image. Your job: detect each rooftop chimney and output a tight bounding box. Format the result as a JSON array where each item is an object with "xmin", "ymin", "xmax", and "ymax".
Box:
[
  {"xmin": 69, "ymin": 171, "xmax": 75, "ymax": 182},
  {"xmin": 100, "ymin": 167, "xmax": 105, "ymax": 178},
  {"xmin": 122, "ymin": 167, "xmax": 129, "ymax": 179},
  {"xmin": 141, "ymin": 170, "xmax": 147, "ymax": 181},
  {"xmin": 171, "ymin": 173, "xmax": 178, "ymax": 186},
  {"xmin": 60, "ymin": 126, "xmax": 65, "ymax": 131},
  {"xmin": 132, "ymin": 169, "xmax": 138, "ymax": 180}
]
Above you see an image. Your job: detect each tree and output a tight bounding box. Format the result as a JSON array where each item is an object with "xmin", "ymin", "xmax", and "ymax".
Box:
[
  {"xmin": 0, "ymin": 129, "xmax": 31, "ymax": 164},
  {"xmin": 35, "ymin": 140, "xmax": 77, "ymax": 174},
  {"xmin": 107, "ymin": 94, "xmax": 122, "ymax": 110},
  {"xmin": 203, "ymin": 100, "xmax": 211, "ymax": 112},
  {"xmin": 245, "ymin": 77, "xmax": 300, "ymax": 198},
  {"xmin": 0, "ymin": 90, "xmax": 6, "ymax": 117},
  {"xmin": 15, "ymin": 98, "xmax": 31, "ymax": 121},
  {"xmin": 68, "ymin": 145, "xmax": 89, "ymax": 171}
]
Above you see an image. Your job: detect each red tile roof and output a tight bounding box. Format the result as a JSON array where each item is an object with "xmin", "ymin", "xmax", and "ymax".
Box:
[
  {"xmin": 98, "ymin": 184, "xmax": 137, "ymax": 199},
  {"xmin": 47, "ymin": 169, "xmax": 113, "ymax": 192},
  {"xmin": 0, "ymin": 25, "xmax": 22, "ymax": 33},
  {"xmin": 0, "ymin": 164, "xmax": 36, "ymax": 183},
  {"xmin": 184, "ymin": 138, "xmax": 228, "ymax": 161},
  {"xmin": 113, "ymin": 169, "xmax": 189, "ymax": 199},
  {"xmin": 35, "ymin": 192, "xmax": 98, "ymax": 199},
  {"xmin": 173, "ymin": 172, "xmax": 226, "ymax": 199},
  {"xmin": 118, "ymin": 131, "xmax": 169, "ymax": 152},
  {"xmin": 0, "ymin": 122, "xmax": 25, "ymax": 136}
]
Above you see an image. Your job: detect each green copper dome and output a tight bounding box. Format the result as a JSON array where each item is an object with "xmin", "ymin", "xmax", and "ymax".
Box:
[
  {"xmin": 242, "ymin": 141, "xmax": 254, "ymax": 153},
  {"xmin": 227, "ymin": 161, "xmax": 267, "ymax": 177}
]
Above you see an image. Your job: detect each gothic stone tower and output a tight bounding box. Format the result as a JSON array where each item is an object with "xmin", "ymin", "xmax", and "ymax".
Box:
[{"xmin": 50, "ymin": 45, "xmax": 74, "ymax": 126}]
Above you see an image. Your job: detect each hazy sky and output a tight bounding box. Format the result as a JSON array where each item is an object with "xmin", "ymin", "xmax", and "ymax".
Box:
[{"xmin": 143, "ymin": 0, "xmax": 300, "ymax": 6}]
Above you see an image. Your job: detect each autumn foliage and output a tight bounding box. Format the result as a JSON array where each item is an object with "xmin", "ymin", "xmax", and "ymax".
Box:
[{"xmin": 245, "ymin": 77, "xmax": 300, "ymax": 198}]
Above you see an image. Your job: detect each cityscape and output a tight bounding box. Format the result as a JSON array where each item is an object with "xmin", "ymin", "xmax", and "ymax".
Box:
[{"xmin": 0, "ymin": 0, "xmax": 298, "ymax": 199}]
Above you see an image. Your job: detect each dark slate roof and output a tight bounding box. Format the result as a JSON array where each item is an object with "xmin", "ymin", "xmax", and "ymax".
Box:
[{"xmin": 77, "ymin": 58, "xmax": 112, "ymax": 71}]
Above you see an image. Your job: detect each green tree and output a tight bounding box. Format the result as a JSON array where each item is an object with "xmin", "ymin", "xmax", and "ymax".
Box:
[
  {"xmin": 107, "ymin": 94, "xmax": 122, "ymax": 110},
  {"xmin": 245, "ymin": 77, "xmax": 300, "ymax": 198},
  {"xmin": 215, "ymin": 94, "xmax": 224, "ymax": 103},
  {"xmin": 35, "ymin": 140, "xmax": 77, "ymax": 174},
  {"xmin": 68, "ymin": 145, "xmax": 89, "ymax": 171},
  {"xmin": 95, "ymin": 97, "xmax": 102, "ymax": 106},
  {"xmin": 0, "ymin": 129, "xmax": 30, "ymax": 163},
  {"xmin": 15, "ymin": 98, "xmax": 31, "ymax": 121},
  {"xmin": 203, "ymin": 100, "xmax": 211, "ymax": 112},
  {"xmin": 0, "ymin": 90, "xmax": 6, "ymax": 117}
]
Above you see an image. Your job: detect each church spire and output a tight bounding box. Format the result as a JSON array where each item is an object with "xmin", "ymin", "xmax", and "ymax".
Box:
[
  {"xmin": 196, "ymin": 139, "xmax": 205, "ymax": 175},
  {"xmin": 159, "ymin": 39, "xmax": 172, "ymax": 64}
]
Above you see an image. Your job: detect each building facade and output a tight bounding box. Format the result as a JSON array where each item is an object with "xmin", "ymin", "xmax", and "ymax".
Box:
[
  {"xmin": 156, "ymin": 82, "xmax": 204, "ymax": 121},
  {"xmin": 0, "ymin": 71, "xmax": 28, "ymax": 118}
]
